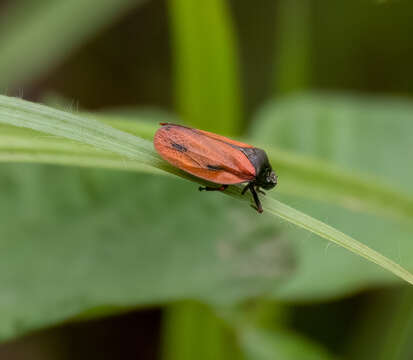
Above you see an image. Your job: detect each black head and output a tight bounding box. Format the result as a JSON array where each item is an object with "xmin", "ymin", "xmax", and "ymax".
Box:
[
  {"xmin": 256, "ymin": 165, "xmax": 278, "ymax": 190},
  {"xmin": 237, "ymin": 147, "xmax": 278, "ymax": 190}
]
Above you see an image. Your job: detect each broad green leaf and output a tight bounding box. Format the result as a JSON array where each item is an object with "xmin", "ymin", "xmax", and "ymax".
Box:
[
  {"xmin": 0, "ymin": 0, "xmax": 144, "ymax": 89},
  {"xmin": 250, "ymin": 94, "xmax": 413, "ymax": 300},
  {"xmin": 168, "ymin": 0, "xmax": 242, "ymax": 134},
  {"xmin": 0, "ymin": 164, "xmax": 292, "ymax": 341}
]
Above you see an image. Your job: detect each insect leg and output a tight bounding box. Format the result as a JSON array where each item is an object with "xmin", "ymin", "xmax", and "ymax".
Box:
[
  {"xmin": 249, "ymin": 183, "xmax": 263, "ymax": 213},
  {"xmin": 257, "ymin": 187, "xmax": 266, "ymax": 196},
  {"xmin": 199, "ymin": 185, "xmax": 228, "ymax": 192},
  {"xmin": 241, "ymin": 184, "xmax": 250, "ymax": 195}
]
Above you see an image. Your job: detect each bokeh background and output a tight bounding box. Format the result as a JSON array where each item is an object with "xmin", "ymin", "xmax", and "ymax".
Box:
[{"xmin": 1, "ymin": 0, "xmax": 413, "ymax": 359}]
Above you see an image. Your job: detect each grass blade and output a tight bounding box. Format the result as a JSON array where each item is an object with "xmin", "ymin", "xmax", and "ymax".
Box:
[
  {"xmin": 2, "ymin": 111, "xmax": 413, "ymax": 223},
  {"xmin": 0, "ymin": 95, "xmax": 412, "ymax": 285}
]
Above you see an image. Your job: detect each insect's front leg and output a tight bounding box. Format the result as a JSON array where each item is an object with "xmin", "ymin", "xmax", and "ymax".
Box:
[
  {"xmin": 249, "ymin": 183, "xmax": 263, "ymax": 213},
  {"xmin": 199, "ymin": 185, "xmax": 228, "ymax": 192},
  {"xmin": 256, "ymin": 187, "xmax": 266, "ymax": 196}
]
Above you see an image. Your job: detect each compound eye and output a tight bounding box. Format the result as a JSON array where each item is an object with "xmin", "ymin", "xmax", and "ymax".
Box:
[{"xmin": 268, "ymin": 172, "xmax": 277, "ymax": 184}]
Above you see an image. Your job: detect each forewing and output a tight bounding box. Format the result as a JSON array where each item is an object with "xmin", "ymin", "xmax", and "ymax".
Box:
[
  {"xmin": 154, "ymin": 125, "xmax": 256, "ymax": 184},
  {"xmin": 197, "ymin": 129, "xmax": 254, "ymax": 148}
]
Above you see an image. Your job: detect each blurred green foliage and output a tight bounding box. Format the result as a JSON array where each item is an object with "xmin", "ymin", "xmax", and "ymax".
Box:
[
  {"xmin": 168, "ymin": 0, "xmax": 242, "ymax": 134},
  {"xmin": 1, "ymin": 0, "xmax": 413, "ymax": 359},
  {"xmin": 0, "ymin": 0, "xmax": 144, "ymax": 89}
]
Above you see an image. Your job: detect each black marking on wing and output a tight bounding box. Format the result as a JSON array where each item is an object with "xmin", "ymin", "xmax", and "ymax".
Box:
[
  {"xmin": 185, "ymin": 151, "xmax": 249, "ymax": 180},
  {"xmin": 171, "ymin": 142, "xmax": 187, "ymax": 153},
  {"xmin": 164, "ymin": 125, "xmax": 255, "ymax": 181},
  {"xmin": 206, "ymin": 164, "xmax": 223, "ymax": 171}
]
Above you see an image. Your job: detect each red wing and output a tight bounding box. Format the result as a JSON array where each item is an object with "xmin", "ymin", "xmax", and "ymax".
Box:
[
  {"xmin": 197, "ymin": 129, "xmax": 254, "ymax": 148},
  {"xmin": 154, "ymin": 124, "xmax": 256, "ymax": 184},
  {"xmin": 159, "ymin": 123, "xmax": 254, "ymax": 148}
]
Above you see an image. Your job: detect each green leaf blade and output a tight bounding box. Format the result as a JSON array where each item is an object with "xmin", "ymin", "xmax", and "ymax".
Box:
[{"xmin": 0, "ymin": 94, "xmax": 411, "ymax": 291}]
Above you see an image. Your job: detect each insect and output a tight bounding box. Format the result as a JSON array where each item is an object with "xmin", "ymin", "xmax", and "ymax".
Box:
[{"xmin": 153, "ymin": 123, "xmax": 278, "ymax": 213}]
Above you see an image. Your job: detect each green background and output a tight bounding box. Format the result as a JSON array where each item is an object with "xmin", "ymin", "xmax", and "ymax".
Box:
[{"xmin": 1, "ymin": 0, "xmax": 413, "ymax": 359}]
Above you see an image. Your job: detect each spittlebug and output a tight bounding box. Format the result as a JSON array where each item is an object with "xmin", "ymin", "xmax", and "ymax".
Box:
[{"xmin": 153, "ymin": 123, "xmax": 278, "ymax": 213}]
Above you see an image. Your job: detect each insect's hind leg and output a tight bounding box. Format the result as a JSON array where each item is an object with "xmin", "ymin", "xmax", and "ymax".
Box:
[{"xmin": 199, "ymin": 185, "xmax": 228, "ymax": 192}]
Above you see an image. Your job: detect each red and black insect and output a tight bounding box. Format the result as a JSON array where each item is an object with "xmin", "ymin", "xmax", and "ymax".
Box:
[{"xmin": 153, "ymin": 123, "xmax": 277, "ymax": 213}]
